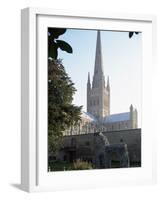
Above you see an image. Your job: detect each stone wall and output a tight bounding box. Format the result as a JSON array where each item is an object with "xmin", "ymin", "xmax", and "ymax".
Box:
[{"xmin": 57, "ymin": 128, "xmax": 141, "ymax": 166}]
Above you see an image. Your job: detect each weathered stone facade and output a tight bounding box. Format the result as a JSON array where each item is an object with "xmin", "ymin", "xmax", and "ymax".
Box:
[
  {"xmin": 56, "ymin": 129, "xmax": 141, "ymax": 168},
  {"xmin": 63, "ymin": 106, "xmax": 138, "ymax": 135}
]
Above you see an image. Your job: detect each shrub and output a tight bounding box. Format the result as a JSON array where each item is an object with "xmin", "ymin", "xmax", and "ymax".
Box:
[{"xmin": 72, "ymin": 159, "xmax": 93, "ymax": 170}]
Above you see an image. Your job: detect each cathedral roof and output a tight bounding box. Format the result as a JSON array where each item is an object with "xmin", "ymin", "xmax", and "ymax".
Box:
[
  {"xmin": 103, "ymin": 112, "xmax": 130, "ymax": 123},
  {"xmin": 81, "ymin": 111, "xmax": 97, "ymax": 122}
]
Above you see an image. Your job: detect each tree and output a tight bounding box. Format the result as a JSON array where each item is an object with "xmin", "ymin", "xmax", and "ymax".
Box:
[
  {"xmin": 48, "ymin": 59, "xmax": 82, "ymax": 154},
  {"xmin": 48, "ymin": 28, "xmax": 82, "ymax": 155}
]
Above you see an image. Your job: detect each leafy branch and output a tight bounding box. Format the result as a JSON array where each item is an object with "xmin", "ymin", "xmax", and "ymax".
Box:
[
  {"xmin": 129, "ymin": 32, "xmax": 139, "ymax": 38},
  {"xmin": 48, "ymin": 28, "xmax": 73, "ymax": 59}
]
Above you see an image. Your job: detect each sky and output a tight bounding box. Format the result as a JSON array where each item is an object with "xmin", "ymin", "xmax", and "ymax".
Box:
[{"xmin": 54, "ymin": 29, "xmax": 142, "ymax": 127}]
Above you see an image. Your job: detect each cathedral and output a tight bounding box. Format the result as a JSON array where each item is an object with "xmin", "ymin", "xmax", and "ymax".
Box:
[
  {"xmin": 63, "ymin": 30, "xmax": 138, "ymax": 136},
  {"xmin": 53, "ymin": 30, "xmax": 141, "ymax": 169}
]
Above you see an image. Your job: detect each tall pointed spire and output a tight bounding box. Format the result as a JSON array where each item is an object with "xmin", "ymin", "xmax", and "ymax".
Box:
[
  {"xmin": 94, "ymin": 30, "xmax": 103, "ymax": 76},
  {"xmin": 87, "ymin": 72, "xmax": 90, "ymax": 84},
  {"xmin": 107, "ymin": 76, "xmax": 109, "ymax": 84},
  {"xmin": 107, "ymin": 76, "xmax": 110, "ymax": 90},
  {"xmin": 87, "ymin": 30, "xmax": 110, "ymax": 118},
  {"xmin": 92, "ymin": 30, "xmax": 104, "ymax": 88},
  {"xmin": 87, "ymin": 72, "xmax": 91, "ymax": 91}
]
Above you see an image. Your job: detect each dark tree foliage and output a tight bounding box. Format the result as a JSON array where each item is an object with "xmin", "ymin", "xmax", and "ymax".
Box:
[
  {"xmin": 48, "ymin": 59, "xmax": 82, "ymax": 153},
  {"xmin": 48, "ymin": 28, "xmax": 81, "ymax": 154},
  {"xmin": 129, "ymin": 31, "xmax": 139, "ymax": 38},
  {"xmin": 48, "ymin": 28, "xmax": 73, "ymax": 59}
]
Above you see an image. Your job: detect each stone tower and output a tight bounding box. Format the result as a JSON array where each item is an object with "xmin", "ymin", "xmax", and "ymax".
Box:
[
  {"xmin": 87, "ymin": 30, "xmax": 110, "ymax": 120},
  {"xmin": 130, "ymin": 104, "xmax": 138, "ymax": 129}
]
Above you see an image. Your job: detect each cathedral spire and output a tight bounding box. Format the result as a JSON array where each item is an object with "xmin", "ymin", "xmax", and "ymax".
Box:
[
  {"xmin": 87, "ymin": 30, "xmax": 110, "ymax": 118},
  {"xmin": 87, "ymin": 72, "xmax": 90, "ymax": 84},
  {"xmin": 94, "ymin": 30, "xmax": 103, "ymax": 76},
  {"xmin": 87, "ymin": 72, "xmax": 91, "ymax": 91},
  {"xmin": 107, "ymin": 75, "xmax": 109, "ymax": 84},
  {"xmin": 107, "ymin": 76, "xmax": 110, "ymax": 90},
  {"xmin": 92, "ymin": 30, "xmax": 104, "ymax": 88}
]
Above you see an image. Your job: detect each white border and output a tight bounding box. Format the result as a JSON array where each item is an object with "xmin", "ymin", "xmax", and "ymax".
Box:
[{"xmin": 21, "ymin": 8, "xmax": 156, "ymax": 192}]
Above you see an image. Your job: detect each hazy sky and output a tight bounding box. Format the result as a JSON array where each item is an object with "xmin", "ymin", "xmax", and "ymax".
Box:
[{"xmin": 56, "ymin": 29, "xmax": 142, "ymax": 127}]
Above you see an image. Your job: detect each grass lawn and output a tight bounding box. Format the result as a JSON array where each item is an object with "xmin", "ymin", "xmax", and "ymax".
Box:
[
  {"xmin": 49, "ymin": 159, "xmax": 93, "ymax": 171},
  {"xmin": 49, "ymin": 161, "xmax": 73, "ymax": 171}
]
